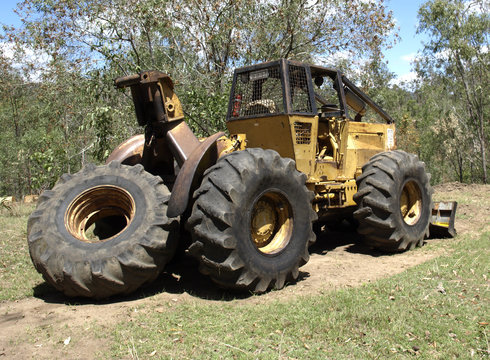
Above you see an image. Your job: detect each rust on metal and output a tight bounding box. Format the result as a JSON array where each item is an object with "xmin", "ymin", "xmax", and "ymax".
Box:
[
  {"xmin": 106, "ymin": 134, "xmax": 145, "ymax": 165},
  {"xmin": 165, "ymin": 120, "xmax": 201, "ymax": 166},
  {"xmin": 115, "ymin": 70, "xmax": 184, "ymax": 127},
  {"xmin": 114, "ymin": 70, "xmax": 174, "ymax": 89},
  {"xmin": 167, "ymin": 132, "xmax": 225, "ymax": 218},
  {"xmin": 64, "ymin": 185, "xmax": 135, "ymax": 243}
]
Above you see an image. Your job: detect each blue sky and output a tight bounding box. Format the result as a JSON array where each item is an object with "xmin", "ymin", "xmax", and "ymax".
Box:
[
  {"xmin": 0, "ymin": 0, "xmax": 21, "ymax": 28},
  {"xmin": 384, "ymin": 0, "xmax": 429, "ymax": 82},
  {"xmin": 0, "ymin": 0, "xmax": 428, "ymax": 81}
]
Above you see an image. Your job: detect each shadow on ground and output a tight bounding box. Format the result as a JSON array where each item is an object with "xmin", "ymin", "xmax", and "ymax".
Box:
[
  {"xmin": 32, "ymin": 253, "xmax": 251, "ymax": 306},
  {"xmin": 312, "ymin": 220, "xmax": 390, "ymax": 257},
  {"xmin": 32, "ymin": 220, "xmax": 394, "ymax": 305}
]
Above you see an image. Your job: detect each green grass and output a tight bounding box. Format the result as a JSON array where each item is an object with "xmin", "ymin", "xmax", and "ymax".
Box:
[
  {"xmin": 1, "ymin": 190, "xmax": 488, "ymax": 358},
  {"xmin": 109, "ymin": 232, "xmax": 489, "ymax": 359},
  {"xmin": 0, "ymin": 203, "xmax": 48, "ymax": 301},
  {"xmin": 433, "ymin": 185, "xmax": 489, "ymax": 232}
]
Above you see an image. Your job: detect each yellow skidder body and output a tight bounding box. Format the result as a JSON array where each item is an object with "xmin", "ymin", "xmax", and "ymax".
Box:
[
  {"xmin": 228, "ymin": 115, "xmax": 396, "ymax": 215},
  {"xmin": 27, "ymin": 60, "xmax": 455, "ymax": 299},
  {"xmin": 225, "ymin": 60, "xmax": 397, "ymax": 222}
]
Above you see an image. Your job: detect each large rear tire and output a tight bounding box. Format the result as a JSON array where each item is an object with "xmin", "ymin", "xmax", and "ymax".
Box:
[
  {"xmin": 353, "ymin": 150, "xmax": 433, "ymax": 252},
  {"xmin": 27, "ymin": 162, "xmax": 179, "ymax": 298},
  {"xmin": 186, "ymin": 148, "xmax": 317, "ymax": 293}
]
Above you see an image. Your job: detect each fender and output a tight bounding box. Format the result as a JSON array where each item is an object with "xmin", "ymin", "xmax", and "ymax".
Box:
[
  {"xmin": 107, "ymin": 132, "xmax": 225, "ymax": 218},
  {"xmin": 167, "ymin": 132, "xmax": 225, "ymax": 218},
  {"xmin": 106, "ymin": 134, "xmax": 144, "ymax": 165}
]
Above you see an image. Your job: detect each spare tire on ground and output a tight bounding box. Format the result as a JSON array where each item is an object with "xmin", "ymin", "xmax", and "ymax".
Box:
[{"xmin": 27, "ymin": 161, "xmax": 179, "ymax": 298}]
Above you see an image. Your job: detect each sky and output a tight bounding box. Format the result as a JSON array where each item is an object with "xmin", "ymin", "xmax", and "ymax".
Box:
[
  {"xmin": 384, "ymin": 0, "xmax": 429, "ymax": 83},
  {"xmin": 0, "ymin": 0, "xmax": 21, "ymax": 28},
  {"xmin": 0, "ymin": 0, "xmax": 428, "ymax": 82}
]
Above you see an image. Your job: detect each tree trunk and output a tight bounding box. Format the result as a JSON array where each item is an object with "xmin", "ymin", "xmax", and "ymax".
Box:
[
  {"xmin": 458, "ymin": 152, "xmax": 463, "ymax": 183},
  {"xmin": 478, "ymin": 115, "xmax": 487, "ymax": 184}
]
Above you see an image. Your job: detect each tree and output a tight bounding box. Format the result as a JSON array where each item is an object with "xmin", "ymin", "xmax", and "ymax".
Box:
[
  {"xmin": 9, "ymin": 0, "xmax": 397, "ymax": 89},
  {"xmin": 417, "ymin": 0, "xmax": 489, "ymax": 183},
  {"xmin": 0, "ymin": 0, "xmax": 399, "ymax": 197}
]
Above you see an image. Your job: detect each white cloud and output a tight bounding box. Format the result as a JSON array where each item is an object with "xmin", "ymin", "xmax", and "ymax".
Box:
[
  {"xmin": 398, "ymin": 71, "xmax": 418, "ymax": 83},
  {"xmin": 401, "ymin": 52, "xmax": 417, "ymax": 63},
  {"xmin": 315, "ymin": 50, "xmax": 352, "ymax": 66},
  {"xmin": 0, "ymin": 41, "xmax": 15, "ymax": 59},
  {"xmin": 0, "ymin": 41, "xmax": 51, "ymax": 81},
  {"xmin": 467, "ymin": 1, "xmax": 488, "ymax": 15},
  {"xmin": 389, "ymin": 71, "xmax": 418, "ymax": 88}
]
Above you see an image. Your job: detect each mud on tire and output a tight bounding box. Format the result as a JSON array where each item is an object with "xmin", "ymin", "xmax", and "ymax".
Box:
[
  {"xmin": 27, "ymin": 162, "xmax": 179, "ymax": 298},
  {"xmin": 186, "ymin": 148, "xmax": 317, "ymax": 293},
  {"xmin": 353, "ymin": 150, "xmax": 433, "ymax": 252}
]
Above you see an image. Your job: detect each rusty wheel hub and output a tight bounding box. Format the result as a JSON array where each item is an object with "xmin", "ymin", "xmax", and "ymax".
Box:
[{"xmin": 65, "ymin": 185, "xmax": 135, "ymax": 242}]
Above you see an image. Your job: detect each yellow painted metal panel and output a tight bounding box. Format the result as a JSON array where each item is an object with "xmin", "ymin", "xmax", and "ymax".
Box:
[
  {"xmin": 288, "ymin": 115, "xmax": 318, "ymax": 175},
  {"xmin": 227, "ymin": 115, "xmax": 295, "ymax": 159}
]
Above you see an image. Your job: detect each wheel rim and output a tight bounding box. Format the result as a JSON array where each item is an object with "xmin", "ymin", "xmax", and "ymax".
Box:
[
  {"xmin": 400, "ymin": 180, "xmax": 422, "ymax": 226},
  {"xmin": 250, "ymin": 191, "xmax": 293, "ymax": 255},
  {"xmin": 65, "ymin": 185, "xmax": 135, "ymax": 243}
]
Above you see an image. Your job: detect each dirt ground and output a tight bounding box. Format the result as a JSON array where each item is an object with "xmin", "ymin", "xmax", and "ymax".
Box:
[{"xmin": 1, "ymin": 183, "xmax": 488, "ymax": 359}]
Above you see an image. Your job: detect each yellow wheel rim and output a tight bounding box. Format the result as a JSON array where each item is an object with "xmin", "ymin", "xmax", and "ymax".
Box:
[
  {"xmin": 400, "ymin": 180, "xmax": 422, "ymax": 226},
  {"xmin": 65, "ymin": 185, "xmax": 135, "ymax": 243},
  {"xmin": 251, "ymin": 192, "xmax": 293, "ymax": 255}
]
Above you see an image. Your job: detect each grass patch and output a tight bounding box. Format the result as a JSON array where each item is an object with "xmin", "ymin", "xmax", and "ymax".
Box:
[
  {"xmin": 0, "ymin": 203, "xmax": 48, "ymax": 301},
  {"xmin": 110, "ymin": 232, "xmax": 489, "ymax": 359},
  {"xmin": 1, "ymin": 187, "xmax": 488, "ymax": 358}
]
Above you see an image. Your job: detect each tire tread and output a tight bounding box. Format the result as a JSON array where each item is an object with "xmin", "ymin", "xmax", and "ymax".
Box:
[
  {"xmin": 27, "ymin": 162, "xmax": 179, "ymax": 298},
  {"xmin": 187, "ymin": 149, "xmax": 316, "ymax": 292},
  {"xmin": 354, "ymin": 151, "xmax": 433, "ymax": 252}
]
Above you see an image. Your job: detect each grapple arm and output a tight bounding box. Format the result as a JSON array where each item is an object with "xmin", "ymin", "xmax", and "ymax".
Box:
[{"xmin": 110, "ymin": 71, "xmax": 226, "ymax": 218}]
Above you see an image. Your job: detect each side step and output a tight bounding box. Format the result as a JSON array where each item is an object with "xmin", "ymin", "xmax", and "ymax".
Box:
[{"xmin": 429, "ymin": 201, "xmax": 458, "ymax": 238}]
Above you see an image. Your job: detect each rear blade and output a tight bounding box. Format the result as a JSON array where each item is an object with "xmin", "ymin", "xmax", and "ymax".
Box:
[{"xmin": 429, "ymin": 201, "xmax": 458, "ymax": 238}]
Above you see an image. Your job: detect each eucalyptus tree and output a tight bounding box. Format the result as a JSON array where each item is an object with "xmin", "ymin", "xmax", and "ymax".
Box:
[
  {"xmin": 1, "ymin": 0, "xmax": 399, "ymax": 195},
  {"xmin": 9, "ymin": 0, "xmax": 397, "ymax": 86},
  {"xmin": 417, "ymin": 0, "xmax": 489, "ymax": 183}
]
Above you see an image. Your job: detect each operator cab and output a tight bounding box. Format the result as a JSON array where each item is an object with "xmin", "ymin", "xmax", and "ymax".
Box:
[
  {"xmin": 227, "ymin": 59, "xmax": 393, "ymax": 124},
  {"xmin": 226, "ymin": 59, "xmax": 317, "ymax": 120},
  {"xmin": 226, "ymin": 59, "xmax": 394, "ymax": 177}
]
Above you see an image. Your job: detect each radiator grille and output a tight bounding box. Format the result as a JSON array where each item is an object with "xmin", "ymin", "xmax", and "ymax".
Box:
[{"xmin": 294, "ymin": 122, "xmax": 311, "ymax": 144}]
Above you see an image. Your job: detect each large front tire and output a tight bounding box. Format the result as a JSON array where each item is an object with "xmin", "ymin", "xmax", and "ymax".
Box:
[
  {"xmin": 353, "ymin": 150, "xmax": 433, "ymax": 252},
  {"xmin": 27, "ymin": 162, "xmax": 179, "ymax": 298},
  {"xmin": 186, "ymin": 149, "xmax": 317, "ymax": 293}
]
